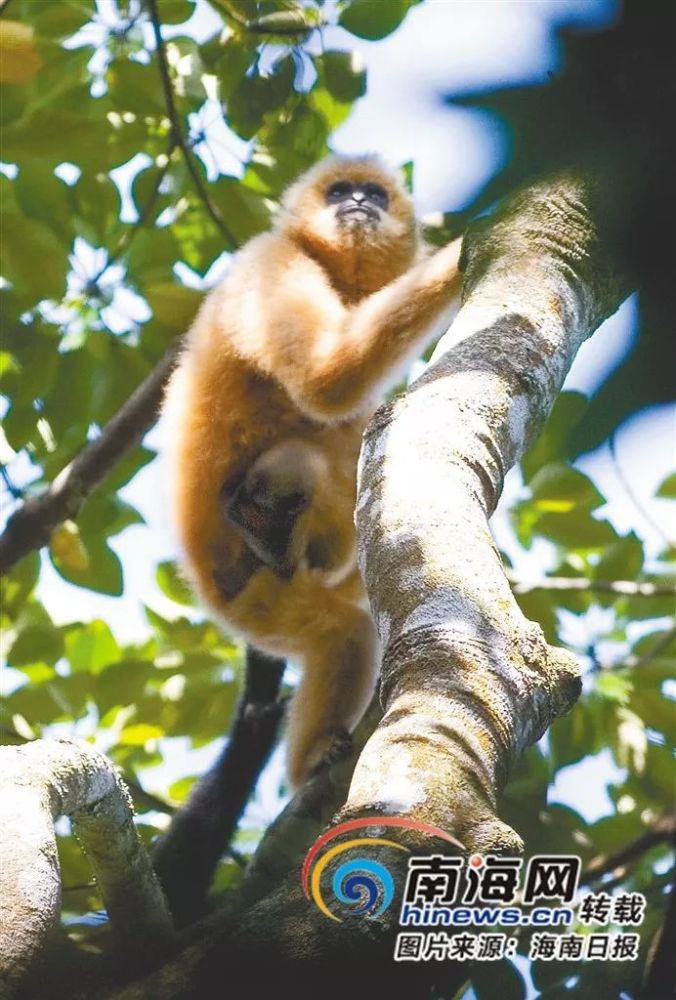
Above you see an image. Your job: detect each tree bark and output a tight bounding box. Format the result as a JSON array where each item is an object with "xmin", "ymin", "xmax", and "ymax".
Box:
[
  {"xmin": 0, "ymin": 740, "xmax": 173, "ymax": 995},
  {"xmin": 345, "ymin": 171, "xmax": 628, "ymax": 847}
]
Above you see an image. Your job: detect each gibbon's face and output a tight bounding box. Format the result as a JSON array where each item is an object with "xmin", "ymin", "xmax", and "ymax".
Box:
[
  {"xmin": 281, "ymin": 155, "xmax": 417, "ymax": 255},
  {"xmin": 324, "ymin": 177, "xmax": 390, "ymax": 227}
]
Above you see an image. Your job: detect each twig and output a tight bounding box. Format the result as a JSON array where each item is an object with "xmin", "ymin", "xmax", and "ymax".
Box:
[
  {"xmin": 90, "ymin": 153, "xmax": 175, "ymax": 286},
  {"xmin": 580, "ymin": 810, "xmax": 676, "ymax": 884},
  {"xmin": 152, "ymin": 647, "xmax": 286, "ymax": 928},
  {"xmin": 614, "ymin": 623, "xmax": 676, "ymax": 673},
  {"xmin": 0, "ymin": 464, "xmax": 22, "ymax": 500},
  {"xmin": 609, "ymin": 433, "xmax": 675, "ymax": 548},
  {"xmin": 125, "ymin": 777, "xmax": 177, "ymax": 816},
  {"xmin": 145, "ymin": 0, "xmax": 237, "ymax": 248},
  {"xmin": 0, "ymin": 342, "xmax": 181, "ymax": 575},
  {"xmin": 510, "ymin": 575, "xmax": 676, "ymax": 598}
]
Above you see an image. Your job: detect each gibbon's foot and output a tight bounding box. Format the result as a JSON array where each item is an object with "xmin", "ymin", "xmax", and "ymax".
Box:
[{"xmin": 306, "ymin": 727, "xmax": 354, "ymax": 780}]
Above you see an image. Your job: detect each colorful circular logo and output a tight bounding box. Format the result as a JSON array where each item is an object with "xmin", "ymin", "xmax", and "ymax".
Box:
[{"xmin": 301, "ymin": 816, "xmax": 463, "ymax": 922}]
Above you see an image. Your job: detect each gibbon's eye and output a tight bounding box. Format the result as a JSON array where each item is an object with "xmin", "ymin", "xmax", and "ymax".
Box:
[
  {"xmin": 362, "ymin": 182, "xmax": 389, "ymax": 209},
  {"xmin": 326, "ymin": 180, "xmax": 353, "ymax": 203},
  {"xmin": 281, "ymin": 491, "xmax": 310, "ymax": 516}
]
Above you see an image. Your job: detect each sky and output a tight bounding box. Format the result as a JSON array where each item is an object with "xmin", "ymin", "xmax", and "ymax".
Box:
[{"xmin": 2, "ymin": 0, "xmax": 674, "ymax": 898}]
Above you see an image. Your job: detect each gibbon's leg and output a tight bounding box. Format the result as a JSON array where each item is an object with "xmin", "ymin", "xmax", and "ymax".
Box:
[
  {"xmin": 216, "ymin": 566, "xmax": 376, "ymax": 787},
  {"xmin": 223, "ymin": 440, "xmax": 323, "ymax": 578},
  {"xmin": 286, "ymin": 599, "xmax": 379, "ymax": 788}
]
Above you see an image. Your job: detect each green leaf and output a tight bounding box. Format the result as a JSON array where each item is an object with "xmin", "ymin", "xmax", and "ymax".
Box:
[
  {"xmin": 0, "ymin": 203, "xmax": 68, "ymax": 300},
  {"xmin": 0, "ymin": 554, "xmax": 40, "ymax": 619},
  {"xmin": 529, "ymin": 462, "xmax": 605, "ymax": 512},
  {"xmin": 131, "ymin": 166, "xmax": 172, "ymax": 223},
  {"xmin": 120, "ymin": 723, "xmax": 164, "ymax": 746},
  {"xmin": 549, "ymin": 697, "xmax": 612, "ymax": 770},
  {"xmin": 656, "ymin": 472, "xmax": 676, "ymax": 498},
  {"xmin": 513, "ymin": 588, "xmax": 558, "ymax": 643},
  {"xmin": 103, "ymin": 445, "xmax": 156, "ymax": 492},
  {"xmin": 317, "ymin": 50, "xmax": 366, "ymax": 103},
  {"xmin": 95, "ymin": 659, "xmax": 152, "ymax": 717},
  {"xmin": 159, "ymin": 0, "xmax": 196, "ymax": 24},
  {"xmin": 31, "ymin": 0, "xmax": 95, "ymax": 40},
  {"xmin": 51, "ymin": 537, "xmax": 124, "ymax": 597},
  {"xmin": 168, "ymin": 775, "xmax": 197, "ymax": 803},
  {"xmin": 209, "ymin": 177, "xmax": 271, "ymax": 244},
  {"xmin": 144, "ymin": 282, "xmax": 202, "ymax": 327},
  {"xmin": 593, "ymin": 532, "xmax": 644, "ymax": 581},
  {"xmin": 227, "ymin": 58, "xmax": 295, "ymax": 139},
  {"xmin": 107, "ymin": 59, "xmax": 165, "ymax": 115},
  {"xmin": 1, "ymin": 111, "xmax": 111, "ymax": 167},
  {"xmin": 200, "ymin": 34, "xmax": 255, "ymax": 96},
  {"xmin": 14, "ymin": 162, "xmax": 73, "ymax": 242},
  {"xmin": 72, "ymin": 170, "xmax": 121, "ymax": 244},
  {"xmin": 308, "ymin": 83, "xmax": 354, "ymax": 132},
  {"xmin": 595, "ymin": 672, "xmax": 632, "ymax": 705},
  {"xmin": 534, "ymin": 510, "xmax": 618, "ymax": 549},
  {"xmin": 629, "ymin": 689, "xmax": 675, "ymax": 738},
  {"xmin": 156, "ymin": 562, "xmax": 194, "ymax": 607},
  {"xmin": 127, "ymin": 226, "xmax": 181, "ymax": 285},
  {"xmin": 280, "ymin": 106, "xmax": 328, "ymax": 158},
  {"xmin": 521, "ymin": 391, "xmax": 588, "ymax": 482},
  {"xmin": 472, "ymin": 960, "xmax": 526, "ymax": 1000},
  {"xmin": 65, "ymin": 620, "xmax": 121, "ymax": 674},
  {"xmin": 339, "ymin": 0, "xmax": 417, "ymax": 40},
  {"xmin": 8, "ymin": 622, "xmax": 64, "ymax": 667},
  {"xmin": 624, "ymin": 581, "xmax": 676, "ymax": 620},
  {"xmin": 641, "ymin": 744, "xmax": 676, "ymax": 800}
]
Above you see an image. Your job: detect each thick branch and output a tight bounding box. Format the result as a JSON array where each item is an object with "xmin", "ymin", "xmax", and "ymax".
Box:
[
  {"xmin": 0, "ymin": 740, "xmax": 173, "ymax": 993},
  {"xmin": 0, "ymin": 343, "xmax": 180, "ymax": 575},
  {"xmin": 347, "ymin": 171, "xmax": 628, "ymax": 852}
]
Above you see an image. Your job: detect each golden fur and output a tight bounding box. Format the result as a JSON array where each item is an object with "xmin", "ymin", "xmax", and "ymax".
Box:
[{"xmin": 164, "ymin": 154, "xmax": 462, "ymax": 786}]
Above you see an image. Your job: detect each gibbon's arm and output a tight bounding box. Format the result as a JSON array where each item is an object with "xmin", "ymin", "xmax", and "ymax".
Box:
[{"xmin": 259, "ymin": 238, "xmax": 463, "ymax": 421}]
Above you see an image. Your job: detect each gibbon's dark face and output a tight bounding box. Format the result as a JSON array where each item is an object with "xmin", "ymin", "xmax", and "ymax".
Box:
[{"xmin": 325, "ymin": 179, "xmax": 390, "ymax": 225}]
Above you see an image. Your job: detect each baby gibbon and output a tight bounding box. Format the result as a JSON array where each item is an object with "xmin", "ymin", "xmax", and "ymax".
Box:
[{"xmin": 164, "ymin": 154, "xmax": 463, "ymax": 787}]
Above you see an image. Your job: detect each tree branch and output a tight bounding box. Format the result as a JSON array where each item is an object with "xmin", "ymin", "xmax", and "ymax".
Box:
[
  {"xmin": 242, "ymin": 696, "xmax": 382, "ymax": 906},
  {"xmin": 609, "ymin": 432, "xmax": 676, "ymax": 548},
  {"xmin": 509, "ymin": 575, "xmax": 676, "ymax": 597},
  {"xmin": 580, "ymin": 810, "xmax": 676, "ymax": 884},
  {"xmin": 152, "ymin": 648, "xmax": 286, "ymax": 928},
  {"xmin": 145, "ymin": 0, "xmax": 237, "ymax": 248},
  {"xmin": 0, "ymin": 739, "xmax": 174, "ymax": 993},
  {"xmin": 345, "ymin": 171, "xmax": 629, "ymax": 856},
  {"xmin": 93, "ymin": 153, "xmax": 175, "ymax": 285},
  {"xmin": 0, "ymin": 342, "xmax": 180, "ymax": 575}
]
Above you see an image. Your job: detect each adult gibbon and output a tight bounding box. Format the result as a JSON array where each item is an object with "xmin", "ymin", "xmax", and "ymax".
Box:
[{"xmin": 164, "ymin": 154, "xmax": 463, "ymax": 787}]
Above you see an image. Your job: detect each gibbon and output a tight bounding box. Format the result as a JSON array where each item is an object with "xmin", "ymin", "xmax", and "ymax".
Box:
[{"xmin": 164, "ymin": 154, "xmax": 463, "ymax": 787}]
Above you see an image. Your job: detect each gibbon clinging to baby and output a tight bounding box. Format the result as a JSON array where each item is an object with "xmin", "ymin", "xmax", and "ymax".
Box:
[{"xmin": 164, "ymin": 154, "xmax": 462, "ymax": 787}]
